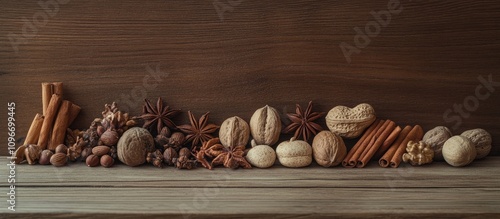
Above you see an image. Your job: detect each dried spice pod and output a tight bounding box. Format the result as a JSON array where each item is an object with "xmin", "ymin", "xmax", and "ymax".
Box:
[
  {"xmin": 177, "ymin": 111, "xmax": 219, "ymax": 150},
  {"xmin": 312, "ymin": 131, "xmax": 347, "ymax": 167},
  {"xmin": 117, "ymin": 127, "xmax": 155, "ymax": 167},
  {"xmin": 13, "ymin": 145, "xmax": 27, "ymax": 164},
  {"xmin": 325, "ymin": 103, "xmax": 376, "ymax": 139},
  {"xmin": 50, "ymin": 153, "xmax": 68, "ymax": 167},
  {"xmin": 219, "ymin": 116, "xmax": 250, "ymax": 148},
  {"xmin": 283, "ymin": 101, "xmax": 325, "ymax": 142},
  {"xmin": 25, "ymin": 144, "xmax": 42, "ymax": 165},
  {"xmin": 250, "ymin": 105, "xmax": 281, "ymax": 146},
  {"xmin": 146, "ymin": 149, "xmax": 164, "ymax": 168}
]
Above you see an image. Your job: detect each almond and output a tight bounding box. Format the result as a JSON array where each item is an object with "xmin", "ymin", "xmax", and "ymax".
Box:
[
  {"xmin": 50, "ymin": 153, "xmax": 68, "ymax": 167},
  {"xmin": 92, "ymin": 146, "xmax": 111, "ymax": 156}
]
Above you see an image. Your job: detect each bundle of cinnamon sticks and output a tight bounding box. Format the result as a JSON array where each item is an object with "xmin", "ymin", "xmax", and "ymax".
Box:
[
  {"xmin": 23, "ymin": 82, "xmax": 81, "ymax": 151},
  {"xmin": 342, "ymin": 119, "xmax": 424, "ymax": 168}
]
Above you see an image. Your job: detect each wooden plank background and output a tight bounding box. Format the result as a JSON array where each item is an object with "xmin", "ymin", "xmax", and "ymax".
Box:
[{"xmin": 1, "ymin": 0, "xmax": 499, "ymax": 156}]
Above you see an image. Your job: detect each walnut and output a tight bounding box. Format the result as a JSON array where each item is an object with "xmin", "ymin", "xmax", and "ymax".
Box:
[
  {"xmin": 325, "ymin": 103, "xmax": 376, "ymax": 139},
  {"xmin": 249, "ymin": 105, "xmax": 281, "ymax": 146},
  {"xmin": 312, "ymin": 131, "xmax": 347, "ymax": 167},
  {"xmin": 461, "ymin": 128, "xmax": 492, "ymax": 160},
  {"xmin": 276, "ymin": 138, "xmax": 312, "ymax": 168},
  {"xmin": 219, "ymin": 116, "xmax": 250, "ymax": 148},
  {"xmin": 442, "ymin": 136, "xmax": 476, "ymax": 167},
  {"xmin": 422, "ymin": 126, "xmax": 452, "ymax": 160},
  {"xmin": 402, "ymin": 141, "xmax": 434, "ymax": 166},
  {"xmin": 117, "ymin": 127, "xmax": 155, "ymax": 167}
]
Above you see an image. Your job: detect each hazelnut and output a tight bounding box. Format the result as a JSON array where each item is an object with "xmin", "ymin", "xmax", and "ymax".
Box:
[
  {"xmin": 249, "ymin": 105, "xmax": 281, "ymax": 146},
  {"xmin": 168, "ymin": 132, "xmax": 186, "ymax": 149},
  {"xmin": 39, "ymin": 150, "xmax": 54, "ymax": 165},
  {"xmin": 422, "ymin": 126, "xmax": 452, "ymax": 160},
  {"xmin": 92, "ymin": 145, "xmax": 111, "ymax": 156},
  {"xmin": 442, "ymin": 136, "xmax": 476, "ymax": 167},
  {"xmin": 50, "ymin": 153, "xmax": 68, "ymax": 167},
  {"xmin": 55, "ymin": 144, "xmax": 68, "ymax": 154},
  {"xmin": 117, "ymin": 127, "xmax": 155, "ymax": 167},
  {"xmin": 219, "ymin": 116, "xmax": 250, "ymax": 148},
  {"xmin": 86, "ymin": 154, "xmax": 100, "ymax": 167},
  {"xmin": 100, "ymin": 155, "xmax": 114, "ymax": 168},
  {"xmin": 325, "ymin": 103, "xmax": 376, "ymax": 139},
  {"xmin": 100, "ymin": 129, "xmax": 119, "ymax": 146}
]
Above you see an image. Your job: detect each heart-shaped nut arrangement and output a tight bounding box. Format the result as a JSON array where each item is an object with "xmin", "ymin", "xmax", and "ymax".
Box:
[{"xmin": 325, "ymin": 103, "xmax": 376, "ymax": 139}]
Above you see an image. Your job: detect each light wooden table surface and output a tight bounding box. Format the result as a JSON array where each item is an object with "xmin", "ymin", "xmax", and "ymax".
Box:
[{"xmin": 1, "ymin": 157, "xmax": 499, "ymax": 218}]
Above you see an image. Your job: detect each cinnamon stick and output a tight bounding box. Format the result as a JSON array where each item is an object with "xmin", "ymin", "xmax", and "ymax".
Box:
[
  {"xmin": 41, "ymin": 82, "xmax": 63, "ymax": 115},
  {"xmin": 23, "ymin": 113, "xmax": 45, "ymax": 145},
  {"xmin": 344, "ymin": 120, "xmax": 384, "ymax": 167},
  {"xmin": 67, "ymin": 103, "xmax": 81, "ymax": 126},
  {"xmin": 41, "ymin": 83, "xmax": 52, "ymax": 115},
  {"xmin": 389, "ymin": 125, "xmax": 424, "ymax": 168},
  {"xmin": 38, "ymin": 94, "xmax": 62, "ymax": 150},
  {"xmin": 359, "ymin": 120, "xmax": 392, "ymax": 160},
  {"xmin": 49, "ymin": 100, "xmax": 71, "ymax": 151},
  {"xmin": 357, "ymin": 120, "xmax": 396, "ymax": 168},
  {"xmin": 342, "ymin": 119, "xmax": 381, "ymax": 167},
  {"xmin": 379, "ymin": 125, "xmax": 412, "ymax": 167},
  {"xmin": 374, "ymin": 126, "xmax": 402, "ymax": 158}
]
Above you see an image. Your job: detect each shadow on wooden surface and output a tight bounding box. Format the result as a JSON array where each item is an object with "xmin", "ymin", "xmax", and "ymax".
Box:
[{"xmin": 0, "ymin": 0, "xmax": 499, "ymax": 156}]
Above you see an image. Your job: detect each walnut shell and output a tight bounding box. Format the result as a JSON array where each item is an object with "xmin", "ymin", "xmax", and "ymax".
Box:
[
  {"xmin": 312, "ymin": 131, "xmax": 347, "ymax": 167},
  {"xmin": 250, "ymin": 105, "xmax": 282, "ymax": 146},
  {"xmin": 246, "ymin": 140, "xmax": 276, "ymax": 168},
  {"xmin": 276, "ymin": 138, "xmax": 312, "ymax": 168},
  {"xmin": 325, "ymin": 103, "xmax": 376, "ymax": 139},
  {"xmin": 461, "ymin": 128, "xmax": 492, "ymax": 160},
  {"xmin": 442, "ymin": 136, "xmax": 476, "ymax": 167},
  {"xmin": 219, "ymin": 116, "xmax": 250, "ymax": 148},
  {"xmin": 422, "ymin": 126, "xmax": 452, "ymax": 161},
  {"xmin": 117, "ymin": 127, "xmax": 155, "ymax": 167}
]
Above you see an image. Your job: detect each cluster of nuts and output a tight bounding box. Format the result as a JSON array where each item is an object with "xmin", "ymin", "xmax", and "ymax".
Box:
[
  {"xmin": 423, "ymin": 127, "xmax": 492, "ymax": 167},
  {"xmin": 85, "ymin": 145, "xmax": 116, "ymax": 168},
  {"xmin": 14, "ymin": 143, "xmax": 71, "ymax": 167}
]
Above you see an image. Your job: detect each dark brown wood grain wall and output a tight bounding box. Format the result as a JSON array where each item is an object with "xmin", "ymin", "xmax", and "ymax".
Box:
[{"xmin": 1, "ymin": 0, "xmax": 499, "ymax": 156}]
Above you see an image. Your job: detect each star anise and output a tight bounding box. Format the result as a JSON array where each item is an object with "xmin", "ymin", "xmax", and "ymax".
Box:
[
  {"xmin": 283, "ymin": 101, "xmax": 325, "ymax": 142},
  {"xmin": 212, "ymin": 145, "xmax": 251, "ymax": 169},
  {"xmin": 140, "ymin": 97, "xmax": 181, "ymax": 136},
  {"xmin": 177, "ymin": 111, "xmax": 219, "ymax": 150},
  {"xmin": 195, "ymin": 138, "xmax": 226, "ymax": 170}
]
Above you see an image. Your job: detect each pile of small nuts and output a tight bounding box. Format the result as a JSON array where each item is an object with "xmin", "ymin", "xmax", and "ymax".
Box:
[{"xmin": 86, "ymin": 145, "xmax": 117, "ymax": 168}]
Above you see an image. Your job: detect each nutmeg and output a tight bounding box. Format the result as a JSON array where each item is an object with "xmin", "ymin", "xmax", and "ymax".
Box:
[
  {"xmin": 50, "ymin": 153, "xmax": 68, "ymax": 167},
  {"xmin": 461, "ymin": 128, "xmax": 492, "ymax": 160},
  {"xmin": 55, "ymin": 144, "xmax": 68, "ymax": 154},
  {"xmin": 250, "ymin": 105, "xmax": 281, "ymax": 146},
  {"xmin": 86, "ymin": 154, "xmax": 100, "ymax": 167},
  {"xmin": 100, "ymin": 129, "xmax": 120, "ymax": 146},
  {"xmin": 312, "ymin": 131, "xmax": 346, "ymax": 167},
  {"xmin": 117, "ymin": 127, "xmax": 155, "ymax": 167},
  {"xmin": 325, "ymin": 103, "xmax": 376, "ymax": 139},
  {"xmin": 92, "ymin": 146, "xmax": 111, "ymax": 157},
  {"xmin": 219, "ymin": 116, "xmax": 250, "ymax": 148},
  {"xmin": 39, "ymin": 150, "xmax": 54, "ymax": 165},
  {"xmin": 276, "ymin": 137, "xmax": 312, "ymax": 168},
  {"xmin": 100, "ymin": 155, "xmax": 114, "ymax": 168},
  {"xmin": 246, "ymin": 140, "xmax": 276, "ymax": 168},
  {"xmin": 422, "ymin": 126, "xmax": 452, "ymax": 160},
  {"xmin": 442, "ymin": 136, "xmax": 476, "ymax": 167}
]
